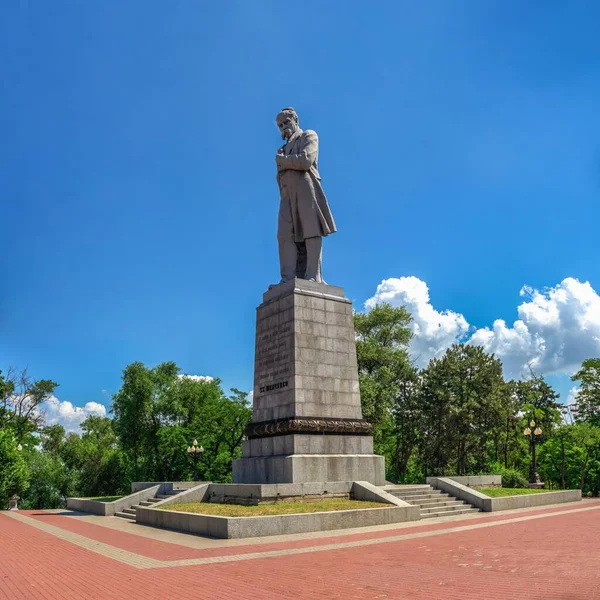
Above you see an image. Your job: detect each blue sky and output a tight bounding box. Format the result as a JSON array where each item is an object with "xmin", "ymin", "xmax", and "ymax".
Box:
[{"xmin": 2, "ymin": 1, "xmax": 599, "ymax": 428}]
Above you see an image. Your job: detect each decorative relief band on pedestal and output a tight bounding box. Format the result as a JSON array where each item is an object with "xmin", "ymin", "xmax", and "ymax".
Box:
[{"xmin": 245, "ymin": 417, "xmax": 373, "ymax": 439}]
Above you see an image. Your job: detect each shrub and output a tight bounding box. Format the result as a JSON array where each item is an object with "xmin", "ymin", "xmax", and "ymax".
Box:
[
  {"xmin": 0, "ymin": 430, "xmax": 30, "ymax": 506},
  {"xmin": 500, "ymin": 468, "xmax": 528, "ymax": 489}
]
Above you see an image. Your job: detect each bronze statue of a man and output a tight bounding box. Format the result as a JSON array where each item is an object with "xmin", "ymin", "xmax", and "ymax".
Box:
[{"xmin": 274, "ymin": 108, "xmax": 336, "ymax": 284}]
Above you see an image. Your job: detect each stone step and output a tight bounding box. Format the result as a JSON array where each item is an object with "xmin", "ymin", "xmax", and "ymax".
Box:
[
  {"xmin": 392, "ymin": 493, "xmax": 450, "ymax": 502},
  {"xmin": 114, "ymin": 511, "xmax": 136, "ymax": 520},
  {"xmin": 138, "ymin": 501, "xmax": 154, "ymax": 507},
  {"xmin": 421, "ymin": 507, "xmax": 480, "ymax": 519},
  {"xmin": 392, "ymin": 491, "xmax": 447, "ymax": 497},
  {"xmin": 412, "ymin": 499, "xmax": 466, "ymax": 508},
  {"xmin": 147, "ymin": 497, "xmax": 162, "ymax": 503},
  {"xmin": 386, "ymin": 484, "xmax": 479, "ymax": 518},
  {"xmin": 122, "ymin": 508, "xmax": 137, "ymax": 515},
  {"xmin": 385, "ymin": 485, "xmax": 440, "ymax": 494},
  {"xmin": 383, "ymin": 485, "xmax": 431, "ymax": 492},
  {"xmin": 420, "ymin": 503, "xmax": 475, "ymax": 514},
  {"xmin": 155, "ymin": 494, "xmax": 173, "ymax": 499},
  {"xmin": 389, "ymin": 491, "xmax": 443, "ymax": 499}
]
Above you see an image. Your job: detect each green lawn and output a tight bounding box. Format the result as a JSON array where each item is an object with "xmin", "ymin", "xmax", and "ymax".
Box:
[
  {"xmin": 480, "ymin": 488, "xmax": 549, "ymax": 497},
  {"xmin": 82, "ymin": 496, "xmax": 123, "ymax": 502},
  {"xmin": 159, "ymin": 499, "xmax": 385, "ymax": 517}
]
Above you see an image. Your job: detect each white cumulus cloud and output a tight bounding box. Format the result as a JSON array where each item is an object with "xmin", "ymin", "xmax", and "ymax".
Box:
[
  {"xmin": 469, "ymin": 278, "xmax": 600, "ymax": 379},
  {"xmin": 42, "ymin": 396, "xmax": 107, "ymax": 433},
  {"xmin": 567, "ymin": 386, "xmax": 580, "ymax": 407},
  {"xmin": 364, "ymin": 276, "xmax": 470, "ymax": 367},
  {"xmin": 178, "ymin": 374, "xmax": 214, "ymax": 383},
  {"xmin": 364, "ymin": 276, "xmax": 600, "ymax": 380}
]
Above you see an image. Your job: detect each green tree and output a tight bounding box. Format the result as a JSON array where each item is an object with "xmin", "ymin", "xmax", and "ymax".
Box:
[
  {"xmin": 538, "ymin": 425, "xmax": 575, "ymax": 490},
  {"xmin": 571, "ymin": 358, "xmax": 600, "ymax": 426},
  {"xmin": 388, "ymin": 367, "xmax": 421, "ymax": 482},
  {"xmin": 111, "ymin": 361, "xmax": 251, "ymax": 483},
  {"xmin": 419, "ymin": 345, "xmax": 506, "ymax": 476},
  {"xmin": 177, "ymin": 387, "xmax": 252, "ymax": 483},
  {"xmin": 111, "ymin": 362, "xmax": 176, "ymax": 480},
  {"xmin": 78, "ymin": 416, "xmax": 126, "ymax": 496},
  {"xmin": 40, "ymin": 424, "xmax": 67, "ymax": 455},
  {"xmin": 514, "ymin": 370, "xmax": 563, "ymax": 436},
  {"xmin": 216, "ymin": 388, "xmax": 252, "ymax": 467},
  {"xmin": 0, "ymin": 368, "xmax": 58, "ymax": 442},
  {"xmin": 18, "ymin": 450, "xmax": 74, "ymax": 510},
  {"xmin": 354, "ymin": 303, "xmax": 416, "ymax": 480},
  {"xmin": 496, "ymin": 381, "xmax": 525, "ymax": 470},
  {"xmin": 354, "ymin": 303, "xmax": 413, "ymax": 428},
  {"xmin": 537, "ymin": 423, "xmax": 600, "ymax": 494},
  {"xmin": 16, "ymin": 423, "xmax": 76, "ymax": 509},
  {"xmin": 570, "ymin": 422, "xmax": 600, "ymax": 490},
  {"xmin": 0, "ymin": 429, "xmax": 30, "ymax": 506}
]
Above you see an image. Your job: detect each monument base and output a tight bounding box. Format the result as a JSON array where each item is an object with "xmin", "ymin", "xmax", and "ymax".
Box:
[
  {"xmin": 242, "ymin": 433, "xmax": 375, "ymax": 456},
  {"xmin": 240, "ymin": 278, "xmax": 385, "ymax": 486},
  {"xmin": 232, "ymin": 453, "xmax": 385, "ymax": 485}
]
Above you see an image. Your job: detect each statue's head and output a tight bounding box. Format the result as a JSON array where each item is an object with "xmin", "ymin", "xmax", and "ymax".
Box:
[{"xmin": 276, "ymin": 107, "xmax": 299, "ymax": 140}]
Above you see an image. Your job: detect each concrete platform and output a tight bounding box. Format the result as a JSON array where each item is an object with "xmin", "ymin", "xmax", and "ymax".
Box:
[
  {"xmin": 134, "ymin": 481, "xmax": 418, "ymax": 538},
  {"xmin": 233, "ymin": 453, "xmax": 386, "ymax": 485}
]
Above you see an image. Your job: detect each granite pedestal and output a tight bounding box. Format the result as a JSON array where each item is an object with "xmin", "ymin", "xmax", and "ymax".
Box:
[{"xmin": 232, "ymin": 279, "xmax": 385, "ymax": 485}]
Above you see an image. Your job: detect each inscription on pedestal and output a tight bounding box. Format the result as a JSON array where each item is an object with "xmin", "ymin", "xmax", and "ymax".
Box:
[
  {"xmin": 255, "ymin": 320, "xmax": 292, "ymax": 394},
  {"xmin": 259, "ymin": 380, "xmax": 289, "ymax": 394}
]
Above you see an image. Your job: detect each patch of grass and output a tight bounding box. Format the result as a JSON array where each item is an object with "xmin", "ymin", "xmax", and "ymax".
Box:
[
  {"xmin": 158, "ymin": 499, "xmax": 386, "ymax": 517},
  {"xmin": 82, "ymin": 496, "xmax": 123, "ymax": 502},
  {"xmin": 480, "ymin": 488, "xmax": 549, "ymax": 497}
]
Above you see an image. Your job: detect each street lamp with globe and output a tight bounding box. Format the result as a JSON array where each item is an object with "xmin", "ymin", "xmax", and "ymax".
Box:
[
  {"xmin": 524, "ymin": 420, "xmax": 544, "ymax": 488},
  {"xmin": 186, "ymin": 439, "xmax": 204, "ymax": 482}
]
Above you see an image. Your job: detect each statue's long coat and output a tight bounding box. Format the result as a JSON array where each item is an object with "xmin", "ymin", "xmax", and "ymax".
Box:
[{"xmin": 276, "ymin": 128, "xmax": 337, "ymax": 243}]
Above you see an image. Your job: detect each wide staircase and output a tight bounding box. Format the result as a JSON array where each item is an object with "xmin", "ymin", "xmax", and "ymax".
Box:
[
  {"xmin": 115, "ymin": 488, "xmax": 187, "ymax": 520},
  {"xmin": 384, "ymin": 484, "xmax": 480, "ymax": 519}
]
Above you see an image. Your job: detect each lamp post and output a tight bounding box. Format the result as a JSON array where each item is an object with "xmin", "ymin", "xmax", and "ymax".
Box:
[
  {"xmin": 524, "ymin": 419, "xmax": 543, "ymax": 488},
  {"xmin": 186, "ymin": 439, "xmax": 204, "ymax": 482}
]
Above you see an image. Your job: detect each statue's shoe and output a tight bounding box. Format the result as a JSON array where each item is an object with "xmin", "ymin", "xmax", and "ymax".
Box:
[
  {"xmin": 268, "ymin": 279, "xmax": 286, "ymax": 290},
  {"xmin": 269, "ymin": 277, "xmax": 327, "ymax": 290}
]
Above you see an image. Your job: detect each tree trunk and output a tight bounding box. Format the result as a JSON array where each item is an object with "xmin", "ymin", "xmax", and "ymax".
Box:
[
  {"xmin": 580, "ymin": 449, "xmax": 590, "ymax": 491},
  {"xmin": 504, "ymin": 416, "xmax": 510, "ymax": 468},
  {"xmin": 561, "ymin": 437, "xmax": 566, "ymax": 490}
]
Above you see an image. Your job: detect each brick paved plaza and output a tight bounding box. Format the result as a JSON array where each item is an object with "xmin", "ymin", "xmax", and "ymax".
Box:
[{"xmin": 1, "ymin": 500, "xmax": 599, "ymax": 600}]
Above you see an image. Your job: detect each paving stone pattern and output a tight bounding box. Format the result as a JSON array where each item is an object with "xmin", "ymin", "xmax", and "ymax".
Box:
[{"xmin": 1, "ymin": 501, "xmax": 599, "ymax": 599}]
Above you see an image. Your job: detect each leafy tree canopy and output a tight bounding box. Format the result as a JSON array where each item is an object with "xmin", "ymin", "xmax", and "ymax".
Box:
[{"xmin": 571, "ymin": 358, "xmax": 600, "ymax": 427}]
